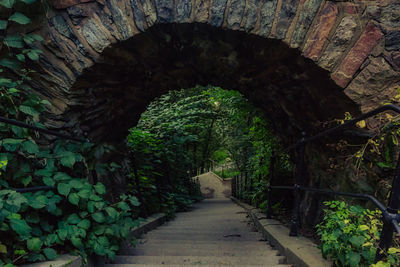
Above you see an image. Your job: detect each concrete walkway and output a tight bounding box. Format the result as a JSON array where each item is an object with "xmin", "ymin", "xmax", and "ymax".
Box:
[{"xmin": 106, "ymin": 198, "xmax": 291, "ymax": 266}]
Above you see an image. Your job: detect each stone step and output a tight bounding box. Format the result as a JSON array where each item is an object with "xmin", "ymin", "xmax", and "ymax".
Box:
[
  {"xmin": 119, "ymin": 246, "xmax": 278, "ymax": 256},
  {"xmin": 146, "ymin": 229, "xmax": 259, "ymax": 235},
  {"xmin": 134, "ymin": 239, "xmax": 270, "ymax": 247},
  {"xmin": 106, "ymin": 264, "xmax": 292, "ymax": 267},
  {"xmin": 110, "ymin": 256, "xmax": 287, "ymax": 265},
  {"xmin": 141, "ymin": 232, "xmax": 262, "ymax": 241}
]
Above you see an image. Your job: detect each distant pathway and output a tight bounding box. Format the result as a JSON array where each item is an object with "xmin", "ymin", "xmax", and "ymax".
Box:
[{"xmin": 106, "ymin": 198, "xmax": 291, "ymax": 266}]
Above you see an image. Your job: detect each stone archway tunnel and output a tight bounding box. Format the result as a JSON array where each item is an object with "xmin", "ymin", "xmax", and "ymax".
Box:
[{"xmin": 29, "ymin": 0, "xmax": 399, "ymax": 144}]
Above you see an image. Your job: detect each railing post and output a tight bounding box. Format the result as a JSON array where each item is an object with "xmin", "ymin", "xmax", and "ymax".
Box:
[
  {"xmin": 267, "ymin": 154, "xmax": 276, "ymax": 219},
  {"xmin": 290, "ymin": 132, "xmax": 306, "ymax": 237},
  {"xmin": 375, "ymin": 153, "xmax": 400, "ymax": 262}
]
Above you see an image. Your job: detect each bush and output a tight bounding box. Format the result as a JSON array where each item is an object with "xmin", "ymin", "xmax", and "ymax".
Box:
[{"xmin": 316, "ymin": 200, "xmax": 400, "ymax": 267}]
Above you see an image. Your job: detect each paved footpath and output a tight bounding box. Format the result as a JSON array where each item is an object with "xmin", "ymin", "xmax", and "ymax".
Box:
[{"xmin": 106, "ymin": 198, "xmax": 292, "ymax": 266}]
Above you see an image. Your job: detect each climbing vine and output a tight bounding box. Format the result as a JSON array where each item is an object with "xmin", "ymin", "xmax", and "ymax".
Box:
[{"xmin": 0, "ymin": 1, "xmax": 142, "ymax": 265}]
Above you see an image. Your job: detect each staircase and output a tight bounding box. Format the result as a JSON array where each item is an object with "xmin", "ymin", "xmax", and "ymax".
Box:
[{"xmin": 106, "ymin": 198, "xmax": 291, "ymax": 266}]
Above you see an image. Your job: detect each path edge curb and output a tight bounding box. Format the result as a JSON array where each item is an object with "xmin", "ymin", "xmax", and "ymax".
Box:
[
  {"xmin": 231, "ymin": 197, "xmax": 332, "ymax": 267},
  {"xmin": 21, "ymin": 213, "xmax": 167, "ymax": 267}
]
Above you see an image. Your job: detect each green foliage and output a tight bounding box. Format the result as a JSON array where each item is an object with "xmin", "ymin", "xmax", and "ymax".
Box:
[
  {"xmin": 316, "ymin": 201, "xmax": 400, "ymax": 267},
  {"xmin": 0, "ymin": 1, "xmax": 142, "ymax": 265}
]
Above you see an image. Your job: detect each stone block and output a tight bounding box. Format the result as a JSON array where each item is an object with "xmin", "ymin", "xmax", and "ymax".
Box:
[
  {"xmin": 344, "ymin": 57, "xmax": 399, "ymax": 107},
  {"xmin": 155, "ymin": 0, "xmax": 175, "ymax": 23},
  {"xmin": 227, "ymin": 0, "xmax": 246, "ymax": 30},
  {"xmin": 331, "ymin": 22, "xmax": 383, "ymax": 88},
  {"xmin": 290, "ymin": 0, "xmax": 323, "ymax": 48},
  {"xmin": 51, "ymin": 0, "xmax": 93, "ymax": 9},
  {"xmin": 210, "ymin": 0, "xmax": 228, "ymax": 27},
  {"xmin": 318, "ymin": 16, "xmax": 358, "ymax": 71},
  {"xmin": 176, "ymin": 0, "xmax": 192, "ymax": 22},
  {"xmin": 385, "ymin": 31, "xmax": 400, "ymax": 51},
  {"xmin": 241, "ymin": 0, "xmax": 259, "ymax": 32},
  {"xmin": 303, "ymin": 1, "xmax": 338, "ymax": 61},
  {"xmin": 258, "ymin": 0, "xmax": 278, "ymax": 37},
  {"xmin": 275, "ymin": 0, "xmax": 300, "ymax": 39}
]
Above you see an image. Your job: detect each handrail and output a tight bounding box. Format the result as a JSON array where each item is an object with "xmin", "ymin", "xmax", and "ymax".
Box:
[
  {"xmin": 0, "ymin": 116, "xmax": 87, "ymax": 142},
  {"xmin": 233, "ymin": 104, "xmax": 400, "ymax": 263},
  {"xmin": 303, "ymin": 104, "xmax": 400, "ymax": 144},
  {"xmin": 13, "ymin": 186, "xmax": 55, "ymax": 193}
]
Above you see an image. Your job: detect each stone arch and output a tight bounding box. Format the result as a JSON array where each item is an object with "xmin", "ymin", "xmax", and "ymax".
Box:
[{"xmin": 31, "ymin": 0, "xmax": 400, "ymax": 141}]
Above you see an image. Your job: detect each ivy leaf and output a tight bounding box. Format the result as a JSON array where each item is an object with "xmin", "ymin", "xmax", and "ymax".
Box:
[
  {"xmin": 0, "ymin": 242, "xmax": 7, "ymax": 253},
  {"xmin": 92, "ymin": 212, "xmax": 105, "ymax": 223},
  {"xmin": 44, "ymin": 234, "xmax": 58, "ymax": 246},
  {"xmin": 67, "ymin": 213, "xmax": 80, "ymax": 224},
  {"xmin": 21, "ymin": 140, "xmax": 39, "ymax": 154},
  {"xmin": 60, "ymin": 152, "xmax": 76, "ymax": 168},
  {"xmin": 57, "ymin": 183, "xmax": 71, "ymax": 196},
  {"xmin": 0, "ymin": 20, "xmax": 7, "ymax": 29},
  {"xmin": 43, "ymin": 248, "xmax": 57, "ymax": 260},
  {"xmin": 54, "ymin": 172, "xmax": 71, "ymax": 181},
  {"xmin": 57, "ymin": 228, "xmax": 68, "ymax": 241},
  {"xmin": 68, "ymin": 193, "xmax": 80, "ymax": 206},
  {"xmin": 94, "ymin": 183, "xmax": 106, "ymax": 195},
  {"xmin": 30, "ymin": 195, "xmax": 47, "ymax": 209},
  {"xmin": 105, "ymin": 207, "xmax": 118, "ymax": 219},
  {"xmin": 4, "ymin": 34, "xmax": 23, "ymax": 48},
  {"xmin": 348, "ymin": 251, "xmax": 361, "ymax": 267},
  {"xmin": 77, "ymin": 219, "xmax": 90, "ymax": 230},
  {"xmin": 43, "ymin": 177, "xmax": 55, "ymax": 186},
  {"xmin": 9, "ymin": 219, "xmax": 31, "ymax": 238},
  {"xmin": 71, "ymin": 237, "xmax": 83, "ymax": 248},
  {"xmin": 19, "ymin": 105, "xmax": 40, "ymax": 117},
  {"xmin": 16, "ymin": 54, "xmax": 25, "ymax": 62},
  {"xmin": 27, "ymin": 50, "xmax": 41, "ymax": 61},
  {"xmin": 0, "ymin": 58, "xmax": 20, "ymax": 71},
  {"xmin": 0, "ymin": 0, "xmax": 15, "ymax": 8},
  {"xmin": 27, "ymin": 238, "xmax": 42, "ymax": 252},
  {"xmin": 349, "ymin": 235, "xmax": 365, "ymax": 248},
  {"xmin": 77, "ymin": 189, "xmax": 90, "ymax": 199},
  {"xmin": 69, "ymin": 179, "xmax": 84, "ymax": 189},
  {"xmin": 19, "ymin": 0, "xmax": 37, "ymax": 3},
  {"xmin": 9, "ymin": 12, "xmax": 31, "ymax": 25}
]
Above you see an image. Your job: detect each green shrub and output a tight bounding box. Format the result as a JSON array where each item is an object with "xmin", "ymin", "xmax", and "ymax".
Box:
[{"xmin": 316, "ymin": 200, "xmax": 400, "ymax": 267}]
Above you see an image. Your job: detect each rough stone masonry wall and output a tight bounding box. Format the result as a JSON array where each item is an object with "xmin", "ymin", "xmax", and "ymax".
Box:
[{"xmin": 33, "ymin": 0, "xmax": 400, "ymax": 129}]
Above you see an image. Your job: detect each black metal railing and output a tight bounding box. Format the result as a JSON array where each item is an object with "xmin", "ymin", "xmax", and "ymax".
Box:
[{"xmin": 231, "ymin": 104, "xmax": 400, "ymax": 263}]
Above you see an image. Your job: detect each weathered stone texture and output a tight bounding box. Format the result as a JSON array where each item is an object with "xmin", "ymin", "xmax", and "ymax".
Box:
[
  {"xmin": 176, "ymin": 0, "xmax": 192, "ymax": 22},
  {"xmin": 345, "ymin": 57, "xmax": 400, "ymax": 112},
  {"xmin": 275, "ymin": 0, "xmax": 300, "ymax": 39},
  {"xmin": 82, "ymin": 18, "xmax": 112, "ymax": 53},
  {"xmin": 227, "ymin": 0, "xmax": 246, "ymax": 30},
  {"xmin": 107, "ymin": 0, "xmax": 134, "ymax": 40},
  {"xmin": 331, "ymin": 22, "xmax": 383, "ymax": 88},
  {"xmin": 48, "ymin": 16, "xmax": 93, "ymax": 74},
  {"xmin": 367, "ymin": 3, "xmax": 400, "ymax": 28},
  {"xmin": 51, "ymin": 0, "xmax": 93, "ymax": 9},
  {"xmin": 290, "ymin": 0, "xmax": 323, "ymax": 48},
  {"xmin": 210, "ymin": 0, "xmax": 228, "ymax": 27},
  {"xmin": 67, "ymin": 5, "xmax": 90, "ymax": 25},
  {"xmin": 302, "ymin": 2, "xmax": 338, "ymax": 61},
  {"xmin": 241, "ymin": 0, "xmax": 259, "ymax": 32},
  {"xmin": 155, "ymin": 0, "xmax": 175, "ymax": 23},
  {"xmin": 318, "ymin": 16, "xmax": 358, "ymax": 71},
  {"xmin": 258, "ymin": 0, "xmax": 278, "ymax": 37},
  {"xmin": 193, "ymin": 0, "xmax": 211, "ymax": 23},
  {"xmin": 142, "ymin": 0, "xmax": 158, "ymax": 27},
  {"xmin": 385, "ymin": 31, "xmax": 400, "ymax": 51},
  {"xmin": 130, "ymin": 0, "xmax": 147, "ymax": 31}
]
